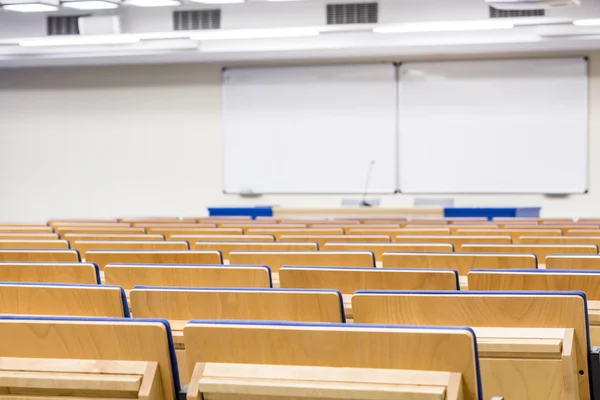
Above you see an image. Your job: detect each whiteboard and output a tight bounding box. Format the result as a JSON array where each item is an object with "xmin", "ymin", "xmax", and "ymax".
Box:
[
  {"xmin": 397, "ymin": 58, "xmax": 588, "ymax": 194},
  {"xmin": 223, "ymin": 64, "xmax": 397, "ymax": 194}
]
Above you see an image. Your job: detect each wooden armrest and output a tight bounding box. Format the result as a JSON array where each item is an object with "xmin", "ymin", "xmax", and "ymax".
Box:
[
  {"xmin": 0, "ymin": 357, "xmax": 162, "ymax": 400},
  {"xmin": 187, "ymin": 362, "xmax": 465, "ymax": 400}
]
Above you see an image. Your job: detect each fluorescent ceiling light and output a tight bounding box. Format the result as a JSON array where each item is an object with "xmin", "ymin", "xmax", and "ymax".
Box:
[
  {"xmin": 20, "ymin": 34, "xmax": 139, "ymax": 46},
  {"xmin": 188, "ymin": 0, "xmax": 243, "ymax": 4},
  {"xmin": 127, "ymin": 0, "xmax": 179, "ymax": 5},
  {"xmin": 2, "ymin": 2, "xmax": 57, "ymax": 11},
  {"xmin": 190, "ymin": 27, "xmax": 319, "ymax": 40},
  {"xmin": 374, "ymin": 20, "xmax": 514, "ymax": 34},
  {"xmin": 573, "ymin": 19, "xmax": 600, "ymax": 26},
  {"xmin": 62, "ymin": 0, "xmax": 118, "ymax": 9}
]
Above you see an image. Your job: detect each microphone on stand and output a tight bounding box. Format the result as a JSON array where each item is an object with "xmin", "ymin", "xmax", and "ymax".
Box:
[{"xmin": 360, "ymin": 160, "xmax": 375, "ymax": 207}]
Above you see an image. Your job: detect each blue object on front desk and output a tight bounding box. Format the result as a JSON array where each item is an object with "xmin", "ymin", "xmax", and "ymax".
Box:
[
  {"xmin": 207, "ymin": 206, "xmax": 274, "ymax": 219},
  {"xmin": 443, "ymin": 207, "xmax": 540, "ymax": 220}
]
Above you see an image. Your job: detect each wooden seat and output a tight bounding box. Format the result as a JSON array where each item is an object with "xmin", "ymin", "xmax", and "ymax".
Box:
[
  {"xmin": 393, "ymin": 235, "xmax": 512, "ymax": 246},
  {"xmin": 279, "ymin": 266, "xmax": 459, "ymax": 318},
  {"xmin": 456, "ymin": 228, "xmax": 562, "ymax": 241},
  {"xmin": 184, "ymin": 321, "xmax": 481, "ymax": 400},
  {"xmin": 192, "ymin": 242, "xmax": 318, "ymax": 258},
  {"xmin": 173, "ymin": 235, "xmax": 276, "ymax": 246},
  {"xmin": 0, "ymin": 240, "xmax": 69, "ymax": 249},
  {"xmin": 246, "ymin": 228, "xmax": 344, "ymax": 239},
  {"xmin": 149, "ymin": 228, "xmax": 243, "ymax": 237},
  {"xmin": 520, "ymin": 236, "xmax": 600, "ymax": 247},
  {"xmin": 105, "ymin": 264, "xmax": 272, "ymax": 290},
  {"xmin": 546, "ymin": 255, "xmax": 600, "ymax": 270},
  {"xmin": 0, "ymin": 316, "xmax": 179, "ymax": 400},
  {"xmin": 132, "ymin": 223, "xmax": 216, "ymax": 229},
  {"xmin": 72, "ymin": 240, "xmax": 189, "ymax": 259},
  {"xmin": 460, "ymin": 244, "xmax": 598, "ymax": 261},
  {"xmin": 352, "ymin": 291, "xmax": 590, "ymax": 400},
  {"xmin": 55, "ymin": 227, "xmax": 146, "ymax": 236},
  {"xmin": 222, "ymin": 224, "xmax": 308, "ymax": 233},
  {"xmin": 566, "ymin": 229, "xmax": 600, "ymax": 236},
  {"xmin": 0, "ymin": 249, "xmax": 80, "ymax": 263},
  {"xmin": 467, "ymin": 269, "xmax": 600, "ymax": 346},
  {"xmin": 228, "ymin": 251, "xmax": 376, "ymax": 273},
  {"xmin": 0, "ymin": 233, "xmax": 59, "ymax": 240},
  {"xmin": 0, "ymin": 262, "xmax": 100, "ymax": 284},
  {"xmin": 279, "ymin": 235, "xmax": 390, "ymax": 248},
  {"xmin": 323, "ymin": 242, "xmax": 454, "ymax": 261},
  {"xmin": 86, "ymin": 250, "xmax": 222, "ymax": 270},
  {"xmin": 64, "ymin": 233, "xmax": 164, "ymax": 242},
  {"xmin": 0, "ymin": 282, "xmax": 128, "ymax": 317}
]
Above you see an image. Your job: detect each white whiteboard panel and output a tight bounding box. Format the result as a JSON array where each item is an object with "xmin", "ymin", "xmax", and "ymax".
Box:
[
  {"xmin": 398, "ymin": 58, "xmax": 588, "ymax": 194},
  {"xmin": 223, "ymin": 64, "xmax": 397, "ymax": 194}
]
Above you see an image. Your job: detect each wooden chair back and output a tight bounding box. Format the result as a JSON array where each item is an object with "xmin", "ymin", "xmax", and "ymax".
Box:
[
  {"xmin": 0, "ymin": 249, "xmax": 80, "ymax": 263},
  {"xmin": 228, "ymin": 251, "xmax": 376, "ymax": 272},
  {"xmin": 381, "ymin": 252, "xmax": 537, "ymax": 275},
  {"xmin": 86, "ymin": 250, "xmax": 222, "ymax": 270},
  {"xmin": 192, "ymin": 242, "xmax": 318, "ymax": 258},
  {"xmin": 64, "ymin": 233, "xmax": 164, "ymax": 242},
  {"xmin": 393, "ymin": 235, "xmax": 512, "ymax": 246},
  {"xmin": 0, "ymin": 316, "xmax": 179, "ymax": 400},
  {"xmin": 130, "ymin": 287, "xmax": 344, "ymax": 322},
  {"xmin": 323, "ymin": 242, "xmax": 453, "ymax": 261},
  {"xmin": 546, "ymin": 255, "xmax": 600, "ymax": 270},
  {"xmin": 279, "ymin": 266, "xmax": 459, "ymax": 294},
  {"xmin": 0, "ymin": 283, "xmax": 128, "ymax": 316},
  {"xmin": 0, "ymin": 262, "xmax": 99, "ymax": 284},
  {"xmin": 105, "ymin": 264, "xmax": 271, "ymax": 290},
  {"xmin": 72, "ymin": 240, "xmax": 189, "ymax": 258},
  {"xmin": 460, "ymin": 244, "xmax": 598, "ymax": 261},
  {"xmin": 0, "ymin": 240, "xmax": 69, "ymax": 249},
  {"xmin": 183, "ymin": 321, "xmax": 481, "ymax": 400},
  {"xmin": 246, "ymin": 228, "xmax": 344, "ymax": 239},
  {"xmin": 279, "ymin": 235, "xmax": 390, "ymax": 247}
]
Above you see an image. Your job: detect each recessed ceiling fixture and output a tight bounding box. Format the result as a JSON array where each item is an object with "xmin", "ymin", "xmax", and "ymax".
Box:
[
  {"xmin": 573, "ymin": 19, "xmax": 600, "ymax": 26},
  {"xmin": 374, "ymin": 20, "xmax": 514, "ymax": 33},
  {"xmin": 20, "ymin": 34, "xmax": 140, "ymax": 46},
  {"xmin": 61, "ymin": 0, "xmax": 119, "ymax": 9},
  {"xmin": 189, "ymin": 27, "xmax": 320, "ymax": 40},
  {"xmin": 188, "ymin": 0, "xmax": 244, "ymax": 4},
  {"xmin": 2, "ymin": 0, "xmax": 58, "ymax": 12},
  {"xmin": 128, "ymin": 0, "xmax": 180, "ymax": 6}
]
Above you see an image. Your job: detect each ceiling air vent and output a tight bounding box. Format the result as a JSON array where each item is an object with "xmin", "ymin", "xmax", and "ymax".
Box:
[
  {"xmin": 489, "ymin": 6, "xmax": 545, "ymax": 17},
  {"xmin": 327, "ymin": 2, "xmax": 378, "ymax": 25},
  {"xmin": 173, "ymin": 9, "xmax": 221, "ymax": 31},
  {"xmin": 47, "ymin": 15, "xmax": 83, "ymax": 36}
]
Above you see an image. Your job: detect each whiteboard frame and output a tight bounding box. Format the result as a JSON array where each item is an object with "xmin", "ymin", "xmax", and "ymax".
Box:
[
  {"xmin": 221, "ymin": 63, "xmax": 399, "ymax": 195},
  {"xmin": 395, "ymin": 57, "xmax": 590, "ymax": 195}
]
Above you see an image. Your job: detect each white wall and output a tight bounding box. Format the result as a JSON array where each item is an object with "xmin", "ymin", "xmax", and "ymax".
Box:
[{"xmin": 0, "ymin": 55, "xmax": 599, "ymax": 221}]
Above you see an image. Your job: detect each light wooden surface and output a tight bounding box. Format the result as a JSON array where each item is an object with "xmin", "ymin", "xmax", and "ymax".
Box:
[
  {"xmin": 64, "ymin": 233, "xmax": 164, "ymax": 242},
  {"xmin": 86, "ymin": 250, "xmax": 222, "ymax": 270},
  {"xmin": 152, "ymin": 228, "xmax": 243, "ymax": 237},
  {"xmin": 279, "ymin": 235, "xmax": 390, "ymax": 248},
  {"xmin": 0, "ymin": 284, "xmax": 126, "ymax": 317},
  {"xmin": 49, "ymin": 219, "xmax": 119, "ymax": 224},
  {"xmin": 468, "ymin": 270, "xmax": 600, "ymax": 300},
  {"xmin": 173, "ymin": 235, "xmax": 276, "ymax": 246},
  {"xmin": 52, "ymin": 222, "xmax": 132, "ymax": 228},
  {"xmin": 279, "ymin": 267, "xmax": 459, "ymax": 294},
  {"xmin": 131, "ymin": 288, "xmax": 344, "ymax": 322},
  {"xmin": 311, "ymin": 224, "xmax": 400, "ymax": 232},
  {"xmin": 55, "ymin": 227, "xmax": 146, "ymax": 235},
  {"xmin": 189, "ymin": 362, "xmax": 464, "ymax": 400},
  {"xmin": 352, "ymin": 292, "xmax": 589, "ymax": 400},
  {"xmin": 228, "ymin": 251, "xmax": 376, "ymax": 273},
  {"xmin": 271, "ymin": 207, "xmax": 444, "ymax": 218},
  {"xmin": 133, "ymin": 223, "xmax": 216, "ymax": 229},
  {"xmin": 105, "ymin": 264, "xmax": 271, "ymax": 290},
  {"xmin": 193, "ymin": 242, "xmax": 318, "ymax": 257},
  {"xmin": 456, "ymin": 229, "xmax": 562, "ymax": 241},
  {"xmin": 183, "ymin": 323, "xmax": 479, "ymax": 400},
  {"xmin": 322, "ymin": 242, "xmax": 450, "ymax": 261},
  {"xmin": 566, "ymin": 229, "xmax": 600, "ymax": 236},
  {"xmin": 520, "ymin": 236, "xmax": 600, "ymax": 247},
  {"xmin": 389, "ymin": 228, "xmax": 452, "ymax": 236},
  {"xmin": 0, "ymin": 319, "xmax": 176, "ymax": 400},
  {"xmin": 0, "ymin": 233, "xmax": 59, "ymax": 240},
  {"xmin": 460, "ymin": 244, "xmax": 598, "ymax": 260},
  {"xmin": 246, "ymin": 228, "xmax": 344, "ymax": 239},
  {"xmin": 0, "ymin": 240, "xmax": 69, "ymax": 249},
  {"xmin": 381, "ymin": 252, "xmax": 537, "ymax": 275},
  {"xmin": 0, "ymin": 249, "xmax": 80, "ymax": 263},
  {"xmin": 0, "ymin": 223, "xmax": 48, "ymax": 227},
  {"xmin": 73, "ymin": 241, "xmax": 189, "ymax": 257},
  {"xmin": 393, "ymin": 235, "xmax": 512, "ymax": 246},
  {"xmin": 545, "ymin": 255, "xmax": 600, "ymax": 270},
  {"xmin": 0, "ymin": 262, "xmax": 99, "ymax": 284},
  {"xmin": 0, "ymin": 227, "xmax": 53, "ymax": 233},
  {"xmin": 119, "ymin": 217, "xmax": 181, "ymax": 223}
]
